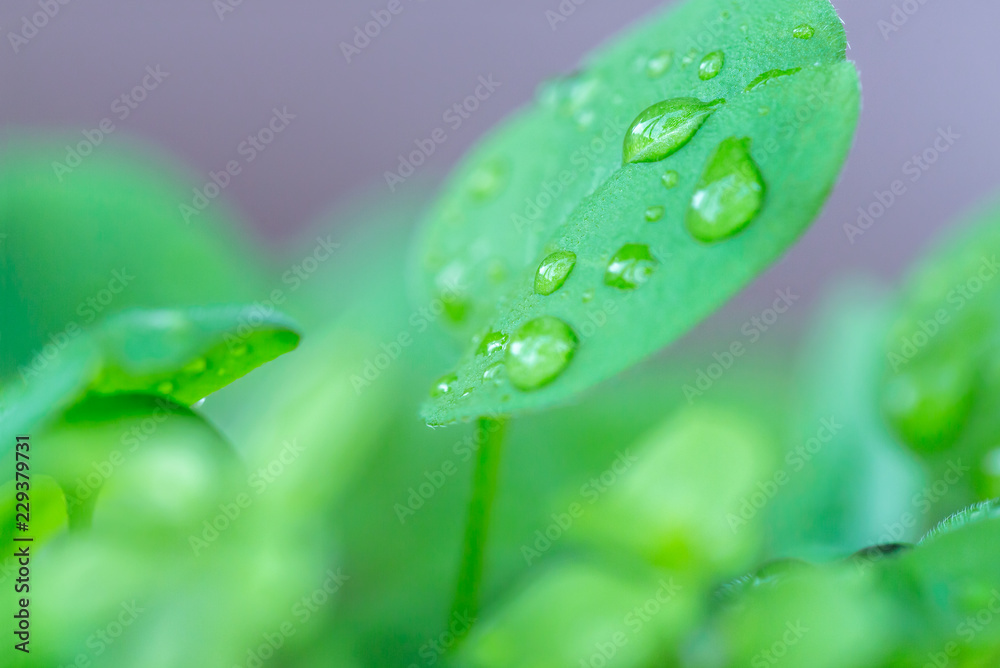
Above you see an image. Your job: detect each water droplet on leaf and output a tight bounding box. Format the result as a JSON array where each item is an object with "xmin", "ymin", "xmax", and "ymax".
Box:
[
  {"xmin": 431, "ymin": 373, "xmax": 458, "ymax": 397},
  {"xmin": 605, "ymin": 244, "xmax": 659, "ymax": 290},
  {"xmin": 534, "ymin": 250, "xmax": 577, "ymax": 296},
  {"xmin": 744, "ymin": 67, "xmax": 802, "ymax": 92},
  {"xmin": 698, "ymin": 51, "xmax": 725, "ymax": 80},
  {"xmin": 645, "ymin": 206, "xmax": 665, "ymax": 223},
  {"xmin": 477, "ymin": 331, "xmax": 509, "ymax": 356},
  {"xmin": 686, "ymin": 137, "xmax": 766, "ymax": 243},
  {"xmin": 792, "ymin": 24, "xmax": 815, "ymax": 39},
  {"xmin": 661, "ymin": 171, "xmax": 679, "ymax": 189},
  {"xmin": 505, "ymin": 316, "xmax": 579, "ymax": 391},
  {"xmin": 483, "ymin": 363, "xmax": 503, "ymax": 382},
  {"xmin": 581, "ymin": 289, "xmax": 595, "ymax": 303},
  {"xmin": 468, "ymin": 158, "xmax": 508, "ymax": 201},
  {"xmin": 623, "ymin": 97, "xmax": 724, "ymax": 164},
  {"xmin": 645, "ymin": 50, "xmax": 674, "ymax": 78},
  {"xmin": 183, "ymin": 357, "xmax": 207, "ymax": 374}
]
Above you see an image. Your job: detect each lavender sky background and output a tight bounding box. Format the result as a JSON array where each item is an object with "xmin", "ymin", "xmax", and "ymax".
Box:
[{"xmin": 2, "ymin": 0, "xmax": 998, "ymax": 331}]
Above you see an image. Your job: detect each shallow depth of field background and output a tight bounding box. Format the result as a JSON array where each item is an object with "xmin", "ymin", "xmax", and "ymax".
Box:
[{"xmin": 4, "ymin": 1, "xmax": 1000, "ymax": 667}]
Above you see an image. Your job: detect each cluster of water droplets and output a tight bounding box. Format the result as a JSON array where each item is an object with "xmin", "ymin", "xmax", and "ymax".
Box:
[{"xmin": 432, "ymin": 19, "xmax": 819, "ymax": 399}]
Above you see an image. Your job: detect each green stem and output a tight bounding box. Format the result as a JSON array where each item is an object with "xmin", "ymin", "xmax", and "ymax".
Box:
[{"xmin": 449, "ymin": 416, "xmax": 507, "ymax": 644}]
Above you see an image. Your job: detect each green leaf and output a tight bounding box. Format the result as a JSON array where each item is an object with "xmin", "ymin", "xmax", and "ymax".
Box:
[
  {"xmin": 89, "ymin": 306, "xmax": 301, "ymax": 405},
  {"xmin": 416, "ymin": 0, "xmax": 860, "ymax": 424},
  {"xmin": 880, "ymin": 199, "xmax": 1000, "ymax": 472},
  {"xmin": 0, "ymin": 136, "xmax": 267, "ymax": 380}
]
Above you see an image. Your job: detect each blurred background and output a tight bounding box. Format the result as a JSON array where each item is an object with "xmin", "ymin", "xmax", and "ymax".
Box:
[{"xmin": 5, "ymin": 1, "xmax": 1000, "ymax": 667}]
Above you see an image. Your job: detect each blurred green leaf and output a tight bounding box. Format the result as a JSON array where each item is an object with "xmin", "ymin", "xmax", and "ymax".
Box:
[{"xmin": 417, "ymin": 0, "xmax": 860, "ymax": 423}]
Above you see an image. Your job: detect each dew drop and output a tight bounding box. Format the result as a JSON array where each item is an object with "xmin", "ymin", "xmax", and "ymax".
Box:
[
  {"xmin": 468, "ymin": 158, "xmax": 508, "ymax": 201},
  {"xmin": 605, "ymin": 244, "xmax": 659, "ymax": 290},
  {"xmin": 645, "ymin": 206, "xmax": 665, "ymax": 223},
  {"xmin": 156, "ymin": 381, "xmax": 175, "ymax": 395},
  {"xmin": 792, "ymin": 24, "xmax": 815, "ymax": 39},
  {"xmin": 757, "ymin": 106, "xmax": 770, "ymax": 116},
  {"xmin": 477, "ymin": 331, "xmax": 509, "ymax": 356},
  {"xmin": 623, "ymin": 97, "xmax": 725, "ymax": 164},
  {"xmin": 686, "ymin": 137, "xmax": 766, "ymax": 243},
  {"xmin": 505, "ymin": 316, "xmax": 579, "ymax": 391},
  {"xmin": 661, "ymin": 170, "xmax": 679, "ymax": 189},
  {"xmin": 581, "ymin": 289, "xmax": 595, "ymax": 303},
  {"xmin": 681, "ymin": 48, "xmax": 698, "ymax": 68},
  {"xmin": 744, "ymin": 67, "xmax": 802, "ymax": 93},
  {"xmin": 430, "ymin": 373, "xmax": 458, "ymax": 397},
  {"xmin": 645, "ymin": 50, "xmax": 674, "ymax": 78},
  {"xmin": 534, "ymin": 250, "xmax": 577, "ymax": 296},
  {"xmin": 698, "ymin": 51, "xmax": 725, "ymax": 81},
  {"xmin": 230, "ymin": 342, "xmax": 249, "ymax": 357}
]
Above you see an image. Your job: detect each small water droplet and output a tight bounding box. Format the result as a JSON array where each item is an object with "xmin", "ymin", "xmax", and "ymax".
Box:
[
  {"xmin": 156, "ymin": 381, "xmax": 175, "ymax": 395},
  {"xmin": 661, "ymin": 170, "xmax": 679, "ymax": 189},
  {"xmin": 698, "ymin": 51, "xmax": 725, "ymax": 80},
  {"xmin": 430, "ymin": 373, "xmax": 458, "ymax": 397},
  {"xmin": 623, "ymin": 97, "xmax": 725, "ymax": 164},
  {"xmin": 581, "ymin": 289, "xmax": 595, "ymax": 303},
  {"xmin": 605, "ymin": 244, "xmax": 659, "ymax": 290},
  {"xmin": 483, "ymin": 362, "xmax": 503, "ymax": 382},
  {"xmin": 183, "ymin": 357, "xmax": 207, "ymax": 374},
  {"xmin": 534, "ymin": 250, "xmax": 577, "ymax": 296},
  {"xmin": 230, "ymin": 342, "xmax": 249, "ymax": 357},
  {"xmin": 681, "ymin": 48, "xmax": 698, "ymax": 68},
  {"xmin": 758, "ymin": 106, "xmax": 770, "ymax": 116},
  {"xmin": 477, "ymin": 331, "xmax": 509, "ymax": 356},
  {"xmin": 686, "ymin": 137, "xmax": 766, "ymax": 243},
  {"xmin": 505, "ymin": 316, "xmax": 579, "ymax": 391},
  {"xmin": 645, "ymin": 50, "xmax": 674, "ymax": 78},
  {"xmin": 792, "ymin": 24, "xmax": 815, "ymax": 39},
  {"xmin": 468, "ymin": 158, "xmax": 508, "ymax": 201},
  {"xmin": 645, "ymin": 206, "xmax": 665, "ymax": 223},
  {"xmin": 744, "ymin": 67, "xmax": 802, "ymax": 92},
  {"xmin": 461, "ymin": 389, "xmax": 473, "ymax": 398}
]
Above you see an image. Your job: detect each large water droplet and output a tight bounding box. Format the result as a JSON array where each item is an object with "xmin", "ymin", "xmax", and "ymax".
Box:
[
  {"xmin": 792, "ymin": 24, "xmax": 815, "ymax": 39},
  {"xmin": 686, "ymin": 137, "xmax": 766, "ymax": 243},
  {"xmin": 534, "ymin": 251, "xmax": 577, "ymax": 296},
  {"xmin": 476, "ymin": 330, "xmax": 509, "ymax": 357},
  {"xmin": 661, "ymin": 170, "xmax": 679, "ymax": 189},
  {"xmin": 698, "ymin": 51, "xmax": 725, "ymax": 80},
  {"xmin": 645, "ymin": 206, "xmax": 665, "ymax": 223},
  {"xmin": 505, "ymin": 316, "xmax": 579, "ymax": 391},
  {"xmin": 605, "ymin": 244, "xmax": 659, "ymax": 290},
  {"xmin": 645, "ymin": 50, "xmax": 674, "ymax": 78},
  {"xmin": 430, "ymin": 373, "xmax": 458, "ymax": 397},
  {"xmin": 623, "ymin": 98, "xmax": 724, "ymax": 164},
  {"xmin": 744, "ymin": 67, "xmax": 802, "ymax": 92}
]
